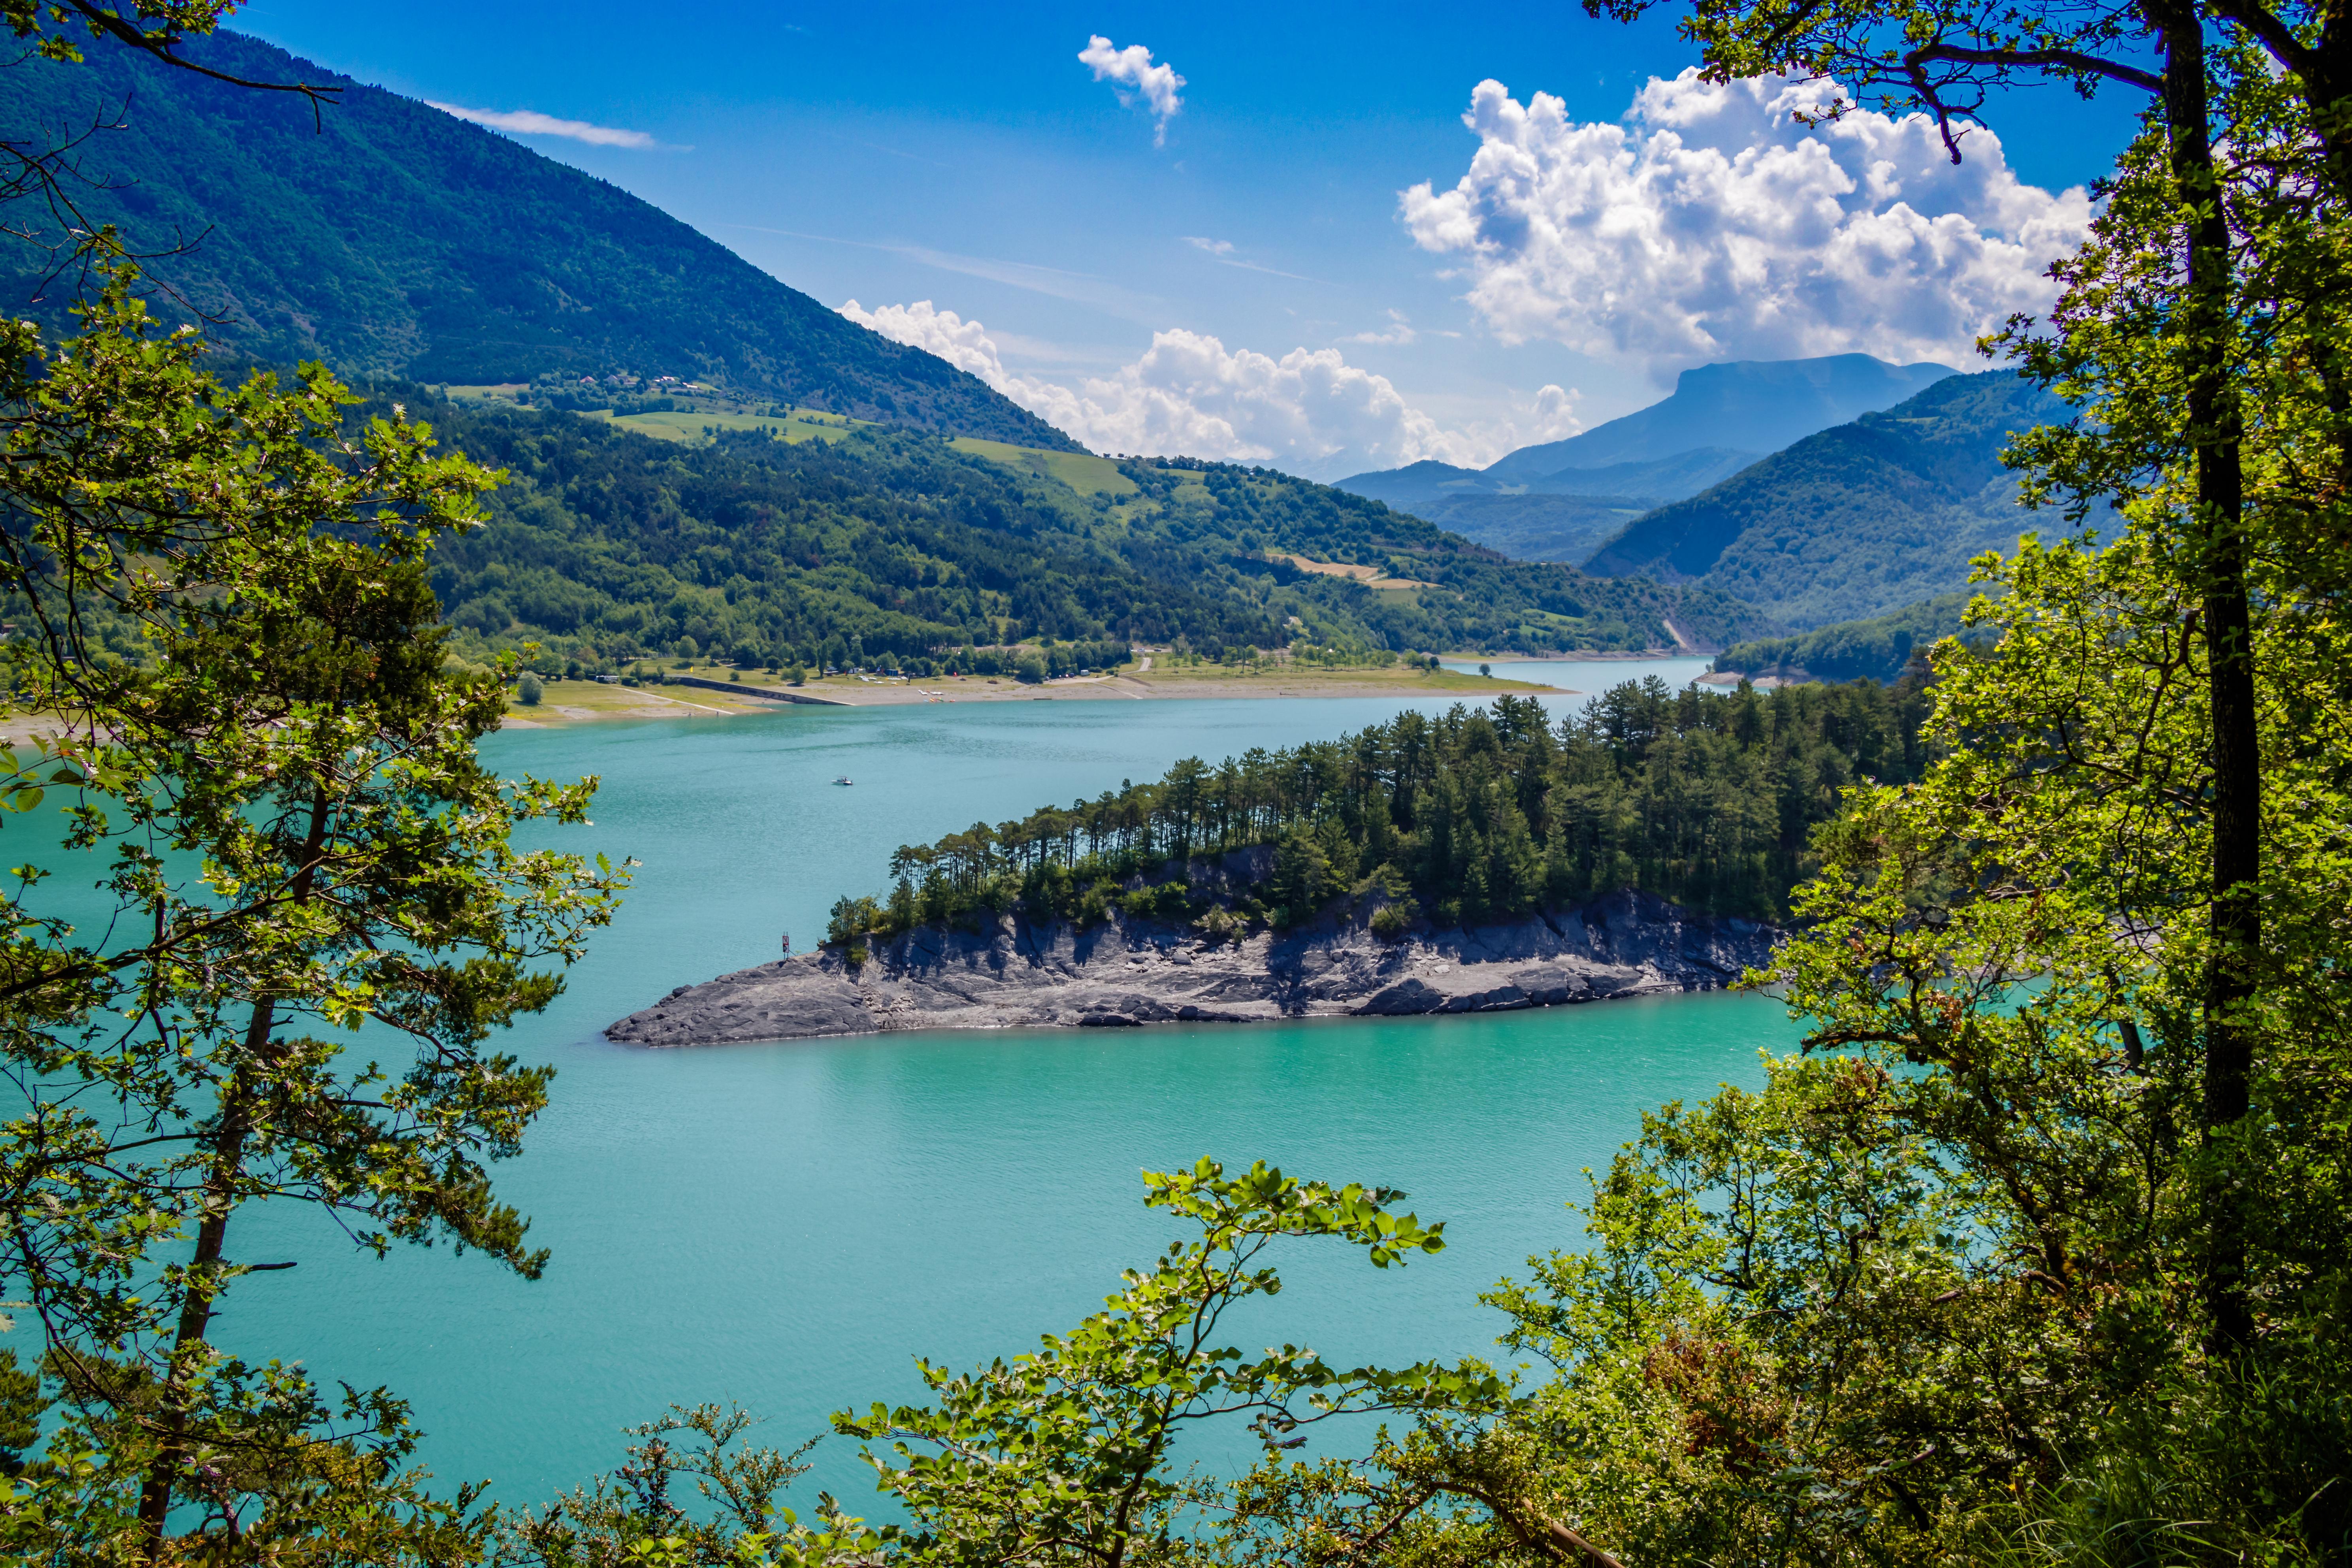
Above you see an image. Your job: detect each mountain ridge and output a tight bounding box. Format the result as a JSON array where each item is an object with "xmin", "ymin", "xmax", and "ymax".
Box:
[
  {"xmin": 1585, "ymin": 371, "xmax": 2079, "ymax": 628},
  {"xmin": 1487, "ymin": 354, "xmax": 1959, "ymax": 480},
  {"xmin": 0, "ymin": 30, "xmax": 1076, "ymax": 448},
  {"xmin": 1334, "ymin": 354, "xmax": 1962, "ymax": 568}
]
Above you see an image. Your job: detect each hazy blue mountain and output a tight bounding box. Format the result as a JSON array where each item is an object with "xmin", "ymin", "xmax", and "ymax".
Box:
[
  {"xmin": 1487, "ymin": 354, "xmax": 1958, "ymax": 480},
  {"xmin": 1378, "ymin": 494, "xmax": 1658, "ymax": 565},
  {"xmin": 1339, "ymin": 459, "xmax": 1487, "ymax": 509},
  {"xmin": 1340, "ymin": 447, "xmax": 1756, "ymax": 511},
  {"xmin": 0, "ymin": 31, "xmax": 1075, "ymax": 447},
  {"xmin": 1536, "ymin": 448, "xmax": 1761, "ymax": 499},
  {"xmin": 1585, "ymin": 371, "xmax": 2078, "ymax": 629},
  {"xmin": 1333, "ymin": 355, "xmax": 1958, "ymax": 569},
  {"xmin": 1332, "ymin": 447, "xmax": 1763, "ymax": 569}
]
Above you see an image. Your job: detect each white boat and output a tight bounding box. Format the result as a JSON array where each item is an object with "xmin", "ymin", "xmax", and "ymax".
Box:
[{"xmin": 833, "ymin": 775, "xmax": 854, "ymax": 786}]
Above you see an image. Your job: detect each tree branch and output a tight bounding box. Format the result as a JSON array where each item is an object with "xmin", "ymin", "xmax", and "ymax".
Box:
[
  {"xmin": 1901, "ymin": 42, "xmax": 2162, "ymax": 161},
  {"xmin": 2199, "ymin": 0, "xmax": 2319, "ymax": 79},
  {"xmin": 1424, "ymin": 1480, "xmax": 1625, "ymax": 1568},
  {"xmin": 1907, "ymin": 42, "xmax": 2164, "ymax": 95},
  {"xmin": 61, "ymin": 2, "xmax": 343, "ymax": 126}
]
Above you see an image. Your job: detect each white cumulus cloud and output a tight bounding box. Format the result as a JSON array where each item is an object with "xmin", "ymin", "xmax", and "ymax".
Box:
[
  {"xmin": 837, "ymin": 299, "xmax": 1007, "ymax": 384},
  {"xmin": 1079, "ymin": 35, "xmax": 1185, "ymax": 145},
  {"xmin": 1400, "ymin": 71, "xmax": 2093, "ymax": 370},
  {"xmin": 428, "ymin": 102, "xmax": 662, "ymax": 149},
  {"xmin": 838, "ymin": 298, "xmax": 1577, "ymax": 478}
]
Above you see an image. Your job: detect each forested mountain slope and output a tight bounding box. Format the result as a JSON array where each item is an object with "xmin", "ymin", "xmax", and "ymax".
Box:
[
  {"xmin": 1585, "ymin": 371, "xmax": 2077, "ymax": 628},
  {"xmin": 403, "ymin": 396, "xmax": 1768, "ymax": 667},
  {"xmin": 0, "ymin": 32, "xmax": 1070, "ymax": 446},
  {"xmin": 1713, "ymin": 593, "xmax": 1983, "ymax": 683}
]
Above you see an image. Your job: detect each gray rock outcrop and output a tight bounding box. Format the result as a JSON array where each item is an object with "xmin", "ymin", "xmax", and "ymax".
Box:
[{"xmin": 605, "ymin": 891, "xmax": 1781, "ymax": 1048}]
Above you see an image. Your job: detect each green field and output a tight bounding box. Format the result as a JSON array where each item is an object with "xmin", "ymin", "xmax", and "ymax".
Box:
[
  {"xmin": 596, "ymin": 407, "xmax": 867, "ymax": 444},
  {"xmin": 439, "ymin": 387, "xmax": 869, "ymax": 447},
  {"xmin": 441, "ymin": 396, "xmax": 1129, "ymax": 491},
  {"xmin": 948, "ymin": 437, "xmax": 1138, "ymax": 497}
]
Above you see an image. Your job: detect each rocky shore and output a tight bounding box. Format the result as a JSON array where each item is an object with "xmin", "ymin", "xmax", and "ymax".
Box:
[{"xmin": 605, "ymin": 890, "xmax": 1782, "ymax": 1048}]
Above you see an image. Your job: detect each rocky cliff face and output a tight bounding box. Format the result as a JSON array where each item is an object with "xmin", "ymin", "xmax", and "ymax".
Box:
[{"xmin": 605, "ymin": 891, "xmax": 1782, "ymax": 1048}]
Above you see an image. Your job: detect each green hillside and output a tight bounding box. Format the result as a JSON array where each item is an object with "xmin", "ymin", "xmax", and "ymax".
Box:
[
  {"xmin": 1713, "ymin": 592, "xmax": 1987, "ymax": 683},
  {"xmin": 401, "ymin": 395, "xmax": 1767, "ymax": 669},
  {"xmin": 1585, "ymin": 372, "xmax": 2077, "ymax": 628},
  {"xmin": 0, "ymin": 32, "xmax": 1074, "ymax": 448}
]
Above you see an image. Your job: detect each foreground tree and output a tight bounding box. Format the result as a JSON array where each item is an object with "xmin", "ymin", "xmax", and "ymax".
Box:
[
  {"xmin": 1587, "ymin": 0, "xmax": 2352, "ymax": 1356},
  {"xmin": 837, "ymin": 1161, "xmax": 1517, "ymax": 1568},
  {"xmin": 1186, "ymin": 10, "xmax": 2352, "ymax": 1566},
  {"xmin": 0, "ymin": 12, "xmax": 626, "ymax": 1560},
  {"xmin": 0, "ymin": 274, "xmax": 627, "ymax": 1562}
]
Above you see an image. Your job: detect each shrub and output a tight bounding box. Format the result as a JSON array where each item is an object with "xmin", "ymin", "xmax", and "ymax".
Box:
[
  {"xmin": 1370, "ymin": 903, "xmax": 1412, "ymax": 942},
  {"xmin": 1075, "ymin": 880, "xmax": 1118, "ymax": 927},
  {"xmin": 826, "ymin": 894, "xmax": 883, "ymax": 949},
  {"xmin": 1119, "ymin": 882, "xmax": 1192, "ymax": 922},
  {"xmin": 1015, "ymin": 652, "xmax": 1048, "ymax": 684},
  {"xmin": 1193, "ymin": 907, "xmax": 1240, "ymax": 944},
  {"xmin": 516, "ymin": 672, "xmax": 543, "ymax": 705}
]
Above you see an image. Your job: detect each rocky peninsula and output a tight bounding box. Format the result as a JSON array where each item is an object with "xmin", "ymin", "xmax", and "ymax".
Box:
[{"xmin": 606, "ymin": 890, "xmax": 1782, "ymax": 1047}]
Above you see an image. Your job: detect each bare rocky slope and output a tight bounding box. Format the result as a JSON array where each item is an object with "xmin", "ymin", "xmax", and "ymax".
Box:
[{"xmin": 606, "ymin": 891, "xmax": 1781, "ymax": 1047}]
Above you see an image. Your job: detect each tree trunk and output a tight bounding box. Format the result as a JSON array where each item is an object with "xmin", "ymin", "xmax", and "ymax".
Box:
[
  {"xmin": 136, "ymin": 786, "xmax": 333, "ymax": 1560},
  {"xmin": 133, "ymin": 997, "xmax": 273, "ymax": 1554},
  {"xmin": 2158, "ymin": 4, "xmax": 2258, "ymax": 1354}
]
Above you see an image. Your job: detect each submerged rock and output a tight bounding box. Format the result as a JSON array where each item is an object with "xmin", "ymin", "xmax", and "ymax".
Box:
[{"xmin": 604, "ymin": 891, "xmax": 1781, "ymax": 1048}]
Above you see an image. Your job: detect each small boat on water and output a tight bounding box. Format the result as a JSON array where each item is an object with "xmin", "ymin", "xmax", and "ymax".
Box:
[{"xmin": 832, "ymin": 775, "xmax": 854, "ymax": 786}]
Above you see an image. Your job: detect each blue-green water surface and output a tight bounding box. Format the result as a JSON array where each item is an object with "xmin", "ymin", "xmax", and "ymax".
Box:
[{"xmin": 157, "ymin": 677, "xmax": 1804, "ymax": 1505}]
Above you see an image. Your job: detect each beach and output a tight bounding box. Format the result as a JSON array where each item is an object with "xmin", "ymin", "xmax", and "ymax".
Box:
[{"xmin": 499, "ymin": 660, "xmax": 1575, "ymax": 724}]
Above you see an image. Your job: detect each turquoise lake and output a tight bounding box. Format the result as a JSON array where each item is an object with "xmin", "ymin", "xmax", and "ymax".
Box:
[{"xmin": 94, "ymin": 663, "xmax": 1811, "ymax": 1510}]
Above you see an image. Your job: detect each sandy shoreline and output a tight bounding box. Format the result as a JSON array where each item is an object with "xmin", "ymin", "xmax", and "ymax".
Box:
[
  {"xmin": 12, "ymin": 660, "xmax": 1628, "ymax": 743},
  {"xmin": 498, "ymin": 665, "xmax": 1576, "ymax": 726}
]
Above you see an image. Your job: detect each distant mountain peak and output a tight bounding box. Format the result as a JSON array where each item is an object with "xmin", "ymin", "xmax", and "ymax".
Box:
[{"xmin": 1483, "ymin": 353, "xmax": 1958, "ymax": 482}]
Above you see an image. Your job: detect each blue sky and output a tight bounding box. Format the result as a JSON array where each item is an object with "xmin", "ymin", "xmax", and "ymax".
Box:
[{"xmin": 237, "ymin": 1, "xmax": 2151, "ymax": 478}]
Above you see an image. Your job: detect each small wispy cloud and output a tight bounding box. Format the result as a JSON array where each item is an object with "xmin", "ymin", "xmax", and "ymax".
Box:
[
  {"xmin": 727, "ymin": 224, "xmax": 1167, "ymax": 323},
  {"xmin": 1181, "ymin": 234, "xmax": 1319, "ymax": 284},
  {"xmin": 1079, "ymin": 35, "xmax": 1185, "ymax": 145},
  {"xmin": 429, "ymin": 102, "xmax": 665, "ymax": 149},
  {"xmin": 1342, "ymin": 309, "xmax": 1418, "ymax": 346}
]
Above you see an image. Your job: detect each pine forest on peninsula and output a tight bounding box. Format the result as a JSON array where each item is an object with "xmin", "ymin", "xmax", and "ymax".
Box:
[
  {"xmin": 0, "ymin": 1, "xmax": 2348, "ymax": 1566},
  {"xmin": 827, "ymin": 681, "xmax": 1931, "ymax": 953}
]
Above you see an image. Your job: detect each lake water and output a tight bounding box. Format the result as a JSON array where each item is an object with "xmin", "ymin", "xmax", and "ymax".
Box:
[{"xmin": 64, "ymin": 664, "xmax": 1813, "ymax": 1510}]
